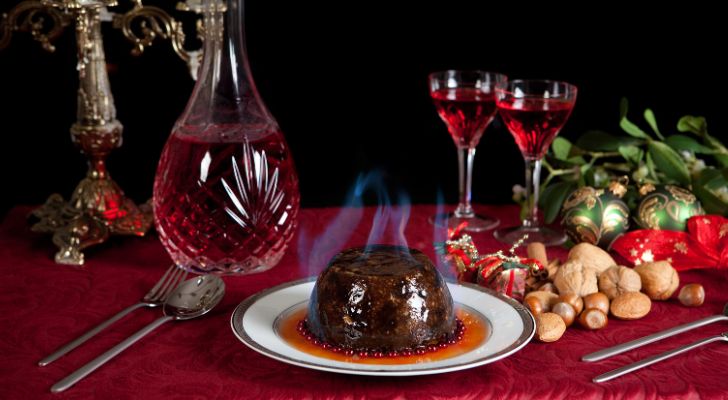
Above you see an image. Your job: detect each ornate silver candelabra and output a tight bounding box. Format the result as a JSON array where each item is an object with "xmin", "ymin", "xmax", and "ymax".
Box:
[{"xmin": 0, "ymin": 0, "xmax": 203, "ymax": 265}]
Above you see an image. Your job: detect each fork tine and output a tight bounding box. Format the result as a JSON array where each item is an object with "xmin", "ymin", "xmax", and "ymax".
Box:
[
  {"xmin": 151, "ymin": 267, "xmax": 185, "ymax": 302},
  {"xmin": 145, "ymin": 264, "xmax": 176, "ymax": 299}
]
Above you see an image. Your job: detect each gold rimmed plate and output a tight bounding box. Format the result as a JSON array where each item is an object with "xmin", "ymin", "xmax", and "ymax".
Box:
[{"xmin": 230, "ymin": 278, "xmax": 534, "ymax": 376}]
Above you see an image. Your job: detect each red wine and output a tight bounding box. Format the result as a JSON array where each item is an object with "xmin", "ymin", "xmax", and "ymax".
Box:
[
  {"xmin": 497, "ymin": 98, "xmax": 574, "ymax": 159},
  {"xmin": 153, "ymin": 124, "xmax": 300, "ymax": 274},
  {"xmin": 431, "ymin": 88, "xmax": 497, "ymax": 148}
]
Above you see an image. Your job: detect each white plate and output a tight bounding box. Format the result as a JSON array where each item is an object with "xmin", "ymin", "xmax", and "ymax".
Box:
[{"xmin": 230, "ymin": 278, "xmax": 535, "ymax": 376}]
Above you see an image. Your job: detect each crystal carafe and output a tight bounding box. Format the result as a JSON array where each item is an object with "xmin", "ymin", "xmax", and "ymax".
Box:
[{"xmin": 153, "ymin": 0, "xmax": 300, "ymax": 275}]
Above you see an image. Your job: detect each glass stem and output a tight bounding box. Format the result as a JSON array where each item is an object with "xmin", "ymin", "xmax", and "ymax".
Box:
[
  {"xmin": 454, "ymin": 147, "xmax": 476, "ymax": 218},
  {"xmin": 523, "ymin": 158, "xmax": 542, "ymax": 227}
]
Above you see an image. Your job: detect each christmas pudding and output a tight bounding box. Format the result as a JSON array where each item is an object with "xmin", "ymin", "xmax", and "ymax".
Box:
[{"xmin": 306, "ymin": 245, "xmax": 457, "ymax": 352}]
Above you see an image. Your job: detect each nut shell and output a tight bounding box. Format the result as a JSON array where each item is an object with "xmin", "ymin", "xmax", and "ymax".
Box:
[
  {"xmin": 552, "ymin": 302, "xmax": 576, "ymax": 327},
  {"xmin": 598, "ymin": 266, "xmax": 642, "ymax": 300},
  {"xmin": 568, "ymin": 243, "xmax": 617, "ymax": 274},
  {"xmin": 678, "ymin": 284, "xmax": 705, "ymax": 307},
  {"xmin": 558, "ymin": 293, "xmax": 584, "ymax": 315},
  {"xmin": 610, "ymin": 291, "xmax": 651, "ymax": 320},
  {"xmin": 634, "ymin": 261, "xmax": 679, "ymax": 300},
  {"xmin": 583, "ymin": 292, "xmax": 610, "ymax": 315},
  {"xmin": 553, "ymin": 260, "xmax": 599, "ymax": 297},
  {"xmin": 524, "ymin": 296, "xmax": 544, "ymax": 316},
  {"xmin": 524, "ymin": 291, "xmax": 559, "ymax": 312},
  {"xmin": 578, "ymin": 308, "xmax": 608, "ymax": 330},
  {"xmin": 536, "ymin": 312, "xmax": 566, "ymax": 342}
]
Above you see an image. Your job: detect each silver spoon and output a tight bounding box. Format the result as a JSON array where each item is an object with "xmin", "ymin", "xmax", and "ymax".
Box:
[
  {"xmin": 51, "ymin": 275, "xmax": 225, "ymax": 393},
  {"xmin": 583, "ymin": 303, "xmax": 728, "ymax": 362}
]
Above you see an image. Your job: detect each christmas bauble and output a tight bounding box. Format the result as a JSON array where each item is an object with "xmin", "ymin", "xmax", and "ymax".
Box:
[
  {"xmin": 560, "ymin": 181, "xmax": 630, "ymax": 250},
  {"xmin": 635, "ymin": 184, "xmax": 704, "ymax": 231}
]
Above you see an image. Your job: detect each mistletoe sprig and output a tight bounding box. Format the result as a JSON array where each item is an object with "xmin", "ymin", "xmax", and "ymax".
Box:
[{"xmin": 519, "ymin": 98, "xmax": 728, "ymax": 224}]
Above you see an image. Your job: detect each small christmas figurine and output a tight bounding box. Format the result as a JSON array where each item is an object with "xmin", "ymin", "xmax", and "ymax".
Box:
[{"xmin": 440, "ymin": 231, "xmax": 544, "ymax": 301}]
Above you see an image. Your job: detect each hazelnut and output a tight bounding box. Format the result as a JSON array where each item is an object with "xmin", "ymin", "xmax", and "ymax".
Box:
[
  {"xmin": 558, "ymin": 293, "xmax": 584, "ymax": 315},
  {"xmin": 536, "ymin": 312, "xmax": 566, "ymax": 342},
  {"xmin": 583, "ymin": 292, "xmax": 610, "ymax": 315},
  {"xmin": 610, "ymin": 292, "xmax": 651, "ymax": 320},
  {"xmin": 598, "ymin": 265, "xmax": 642, "ymax": 300},
  {"xmin": 554, "ymin": 260, "xmax": 598, "ymax": 297},
  {"xmin": 678, "ymin": 284, "xmax": 705, "ymax": 307},
  {"xmin": 524, "ymin": 291, "xmax": 559, "ymax": 312},
  {"xmin": 552, "ymin": 302, "xmax": 576, "ymax": 327},
  {"xmin": 524, "ymin": 296, "xmax": 544, "ymax": 316},
  {"xmin": 578, "ymin": 308, "xmax": 608, "ymax": 330},
  {"xmin": 634, "ymin": 261, "xmax": 679, "ymax": 300},
  {"xmin": 567, "ymin": 243, "xmax": 617, "ymax": 274}
]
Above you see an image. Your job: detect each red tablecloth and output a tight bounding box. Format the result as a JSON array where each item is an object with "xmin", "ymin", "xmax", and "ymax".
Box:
[{"xmin": 2, "ymin": 205, "xmax": 728, "ymax": 399}]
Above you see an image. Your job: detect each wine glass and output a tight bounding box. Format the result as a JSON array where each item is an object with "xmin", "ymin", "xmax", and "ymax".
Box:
[
  {"xmin": 428, "ymin": 70, "xmax": 507, "ymax": 232},
  {"xmin": 494, "ymin": 79, "xmax": 577, "ymax": 245}
]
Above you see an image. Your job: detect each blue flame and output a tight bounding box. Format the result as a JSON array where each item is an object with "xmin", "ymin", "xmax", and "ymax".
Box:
[{"xmin": 298, "ymin": 170, "xmax": 413, "ymax": 276}]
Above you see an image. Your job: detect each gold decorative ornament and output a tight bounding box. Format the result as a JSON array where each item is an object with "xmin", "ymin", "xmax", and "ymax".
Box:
[{"xmin": 1, "ymin": 0, "xmax": 204, "ymax": 265}]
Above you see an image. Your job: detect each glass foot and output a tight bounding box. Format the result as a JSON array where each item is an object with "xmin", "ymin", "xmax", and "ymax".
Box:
[
  {"xmin": 494, "ymin": 225, "xmax": 567, "ymax": 246},
  {"xmin": 429, "ymin": 212, "xmax": 500, "ymax": 232}
]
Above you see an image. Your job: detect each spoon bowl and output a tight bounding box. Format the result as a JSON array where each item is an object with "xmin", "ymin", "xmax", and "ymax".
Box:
[{"xmin": 164, "ymin": 275, "xmax": 226, "ymax": 320}]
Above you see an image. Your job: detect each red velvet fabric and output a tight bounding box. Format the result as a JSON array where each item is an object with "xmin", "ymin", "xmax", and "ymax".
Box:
[{"xmin": 2, "ymin": 205, "xmax": 728, "ymax": 399}]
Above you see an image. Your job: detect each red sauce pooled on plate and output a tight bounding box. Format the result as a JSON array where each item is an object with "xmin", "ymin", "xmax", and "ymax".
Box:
[{"xmin": 277, "ymin": 307, "xmax": 489, "ymax": 365}]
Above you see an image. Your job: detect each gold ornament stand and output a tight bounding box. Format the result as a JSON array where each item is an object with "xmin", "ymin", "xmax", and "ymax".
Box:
[{"xmin": 1, "ymin": 0, "xmax": 202, "ymax": 265}]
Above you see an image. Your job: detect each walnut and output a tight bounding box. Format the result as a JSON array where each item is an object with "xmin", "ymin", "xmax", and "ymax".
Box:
[
  {"xmin": 567, "ymin": 243, "xmax": 617, "ymax": 274},
  {"xmin": 598, "ymin": 266, "xmax": 642, "ymax": 300},
  {"xmin": 634, "ymin": 261, "xmax": 679, "ymax": 300},
  {"xmin": 553, "ymin": 260, "xmax": 598, "ymax": 297}
]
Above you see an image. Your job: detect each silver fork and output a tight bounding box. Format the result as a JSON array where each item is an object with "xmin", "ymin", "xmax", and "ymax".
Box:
[{"xmin": 38, "ymin": 265, "xmax": 188, "ymax": 366}]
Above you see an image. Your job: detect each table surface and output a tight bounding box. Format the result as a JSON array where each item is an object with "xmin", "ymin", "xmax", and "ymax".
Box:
[{"xmin": 2, "ymin": 205, "xmax": 727, "ymax": 400}]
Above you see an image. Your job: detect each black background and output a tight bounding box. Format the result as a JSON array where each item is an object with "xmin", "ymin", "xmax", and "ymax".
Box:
[{"xmin": 1, "ymin": 2, "xmax": 726, "ymax": 217}]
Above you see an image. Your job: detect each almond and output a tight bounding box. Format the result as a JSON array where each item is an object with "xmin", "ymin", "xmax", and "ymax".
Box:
[
  {"xmin": 610, "ymin": 291, "xmax": 651, "ymax": 320},
  {"xmin": 536, "ymin": 312, "xmax": 566, "ymax": 342}
]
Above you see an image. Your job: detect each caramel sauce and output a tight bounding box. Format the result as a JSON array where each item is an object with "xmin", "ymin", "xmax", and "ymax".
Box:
[{"xmin": 276, "ymin": 306, "xmax": 490, "ymax": 365}]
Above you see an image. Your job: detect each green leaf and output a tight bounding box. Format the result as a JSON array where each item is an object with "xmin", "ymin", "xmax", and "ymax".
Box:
[
  {"xmin": 703, "ymin": 133, "xmax": 728, "ymax": 167},
  {"xmin": 646, "ymin": 152, "xmax": 658, "ymax": 181},
  {"xmin": 694, "ymin": 168, "xmax": 728, "ymax": 215},
  {"xmin": 647, "ymin": 141, "xmax": 691, "ymax": 185},
  {"xmin": 552, "ymin": 137, "xmax": 572, "ymax": 160},
  {"xmin": 567, "ymin": 156, "xmax": 587, "ymax": 165},
  {"xmin": 677, "ymin": 115, "xmax": 708, "ymax": 136},
  {"xmin": 539, "ymin": 181, "xmax": 577, "ymax": 224},
  {"xmin": 618, "ymin": 145, "xmax": 644, "ymax": 165},
  {"xmin": 619, "ymin": 98, "xmax": 651, "ymax": 140},
  {"xmin": 643, "ymin": 109, "xmax": 665, "ymax": 140},
  {"xmin": 665, "ymin": 135, "xmax": 715, "ymax": 154},
  {"xmin": 575, "ymin": 130, "xmax": 642, "ymax": 151}
]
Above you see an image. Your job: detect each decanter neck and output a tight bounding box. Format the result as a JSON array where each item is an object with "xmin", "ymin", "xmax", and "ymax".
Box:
[{"xmin": 178, "ymin": 0, "xmax": 273, "ymax": 128}]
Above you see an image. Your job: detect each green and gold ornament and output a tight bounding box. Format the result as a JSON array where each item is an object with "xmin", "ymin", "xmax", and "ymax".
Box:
[
  {"xmin": 560, "ymin": 179, "xmax": 631, "ymax": 250},
  {"xmin": 635, "ymin": 184, "xmax": 704, "ymax": 231}
]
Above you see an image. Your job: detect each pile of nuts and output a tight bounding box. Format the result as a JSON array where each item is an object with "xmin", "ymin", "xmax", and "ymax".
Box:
[{"xmin": 525, "ymin": 242, "xmax": 704, "ymax": 343}]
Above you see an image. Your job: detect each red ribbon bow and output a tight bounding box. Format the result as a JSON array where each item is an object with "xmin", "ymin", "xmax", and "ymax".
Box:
[{"xmin": 611, "ymin": 215, "xmax": 728, "ymax": 270}]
